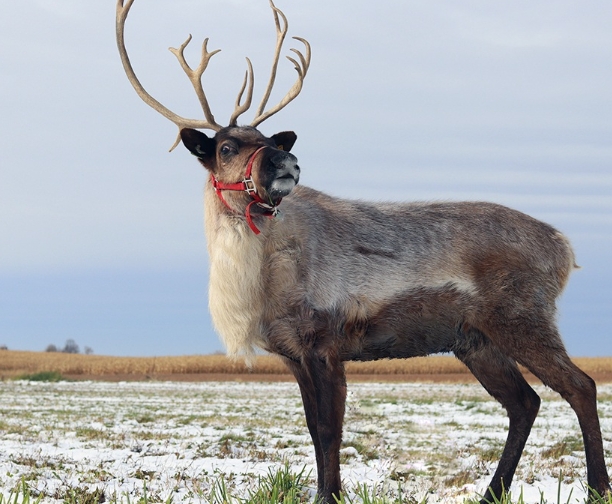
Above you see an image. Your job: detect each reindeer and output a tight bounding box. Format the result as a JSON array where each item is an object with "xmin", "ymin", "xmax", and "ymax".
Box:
[{"xmin": 116, "ymin": 1, "xmax": 610, "ymax": 502}]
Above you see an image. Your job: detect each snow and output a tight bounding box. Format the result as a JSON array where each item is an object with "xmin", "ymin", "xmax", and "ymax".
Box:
[{"xmin": 1, "ymin": 380, "xmax": 611, "ymax": 502}]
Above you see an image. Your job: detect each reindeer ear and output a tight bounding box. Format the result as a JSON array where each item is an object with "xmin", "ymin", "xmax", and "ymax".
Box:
[
  {"xmin": 180, "ymin": 128, "xmax": 216, "ymax": 160},
  {"xmin": 271, "ymin": 131, "xmax": 297, "ymax": 153}
]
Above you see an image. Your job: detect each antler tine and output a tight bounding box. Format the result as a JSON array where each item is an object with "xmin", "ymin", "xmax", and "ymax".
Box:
[
  {"xmin": 168, "ymin": 36, "xmax": 222, "ymax": 131},
  {"xmin": 229, "ymin": 59, "xmax": 255, "ymax": 126},
  {"xmin": 116, "ymin": 0, "xmax": 222, "ymax": 151},
  {"xmin": 290, "ymin": 37, "xmax": 311, "ymax": 78},
  {"xmin": 254, "ymin": 0, "xmax": 288, "ymax": 119},
  {"xmin": 250, "ymin": 36, "xmax": 311, "ymax": 128}
]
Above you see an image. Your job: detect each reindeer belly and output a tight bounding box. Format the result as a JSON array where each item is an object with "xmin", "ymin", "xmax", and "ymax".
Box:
[{"xmin": 339, "ymin": 285, "xmax": 473, "ymax": 361}]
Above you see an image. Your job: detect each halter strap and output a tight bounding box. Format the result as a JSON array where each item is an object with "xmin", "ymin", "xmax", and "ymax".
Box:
[{"xmin": 210, "ymin": 146, "xmax": 280, "ymax": 235}]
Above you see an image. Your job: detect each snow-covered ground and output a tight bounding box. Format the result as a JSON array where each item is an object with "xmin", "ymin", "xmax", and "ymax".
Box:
[{"xmin": 1, "ymin": 380, "xmax": 611, "ymax": 502}]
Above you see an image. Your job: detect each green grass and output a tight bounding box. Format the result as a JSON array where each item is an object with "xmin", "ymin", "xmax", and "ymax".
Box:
[
  {"xmin": 463, "ymin": 478, "xmax": 612, "ymax": 504},
  {"xmin": 0, "ymin": 480, "xmax": 43, "ymax": 504},
  {"xmin": 5, "ymin": 469, "xmax": 612, "ymax": 504},
  {"xmin": 206, "ymin": 464, "xmax": 311, "ymax": 503},
  {"xmin": 15, "ymin": 370, "xmax": 66, "ymax": 382}
]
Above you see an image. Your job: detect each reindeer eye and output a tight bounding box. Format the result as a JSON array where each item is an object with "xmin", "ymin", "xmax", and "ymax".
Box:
[{"xmin": 220, "ymin": 144, "xmax": 236, "ymax": 156}]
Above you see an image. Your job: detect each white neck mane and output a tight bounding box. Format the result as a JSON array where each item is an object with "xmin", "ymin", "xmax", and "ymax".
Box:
[{"xmin": 204, "ymin": 184, "xmax": 267, "ymax": 358}]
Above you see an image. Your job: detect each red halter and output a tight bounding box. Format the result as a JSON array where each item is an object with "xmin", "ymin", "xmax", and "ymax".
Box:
[{"xmin": 210, "ymin": 146, "xmax": 280, "ymax": 235}]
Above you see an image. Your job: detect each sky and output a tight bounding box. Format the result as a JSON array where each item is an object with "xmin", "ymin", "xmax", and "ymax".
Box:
[{"xmin": 1, "ymin": 0, "xmax": 611, "ymax": 357}]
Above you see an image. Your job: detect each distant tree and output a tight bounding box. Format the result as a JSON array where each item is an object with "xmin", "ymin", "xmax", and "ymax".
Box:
[
  {"xmin": 62, "ymin": 339, "xmax": 79, "ymax": 354},
  {"xmin": 84, "ymin": 346, "xmax": 94, "ymax": 355},
  {"xmin": 0, "ymin": 345, "xmax": 7, "ymax": 351},
  {"xmin": 45, "ymin": 344, "xmax": 58, "ymax": 352}
]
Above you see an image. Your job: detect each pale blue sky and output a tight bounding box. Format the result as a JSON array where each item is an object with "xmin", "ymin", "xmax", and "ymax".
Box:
[{"xmin": 1, "ymin": 1, "xmax": 611, "ymax": 356}]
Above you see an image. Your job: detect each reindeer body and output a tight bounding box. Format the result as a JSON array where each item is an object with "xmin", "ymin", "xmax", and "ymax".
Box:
[{"xmin": 208, "ymin": 182, "xmax": 574, "ymax": 363}]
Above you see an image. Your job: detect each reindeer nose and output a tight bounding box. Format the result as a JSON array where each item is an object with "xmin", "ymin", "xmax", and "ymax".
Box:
[
  {"xmin": 271, "ymin": 151, "xmax": 298, "ymax": 170},
  {"xmin": 271, "ymin": 152, "xmax": 300, "ymax": 180}
]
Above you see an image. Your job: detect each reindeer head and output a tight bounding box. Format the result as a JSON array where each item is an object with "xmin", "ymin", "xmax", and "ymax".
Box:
[{"xmin": 180, "ymin": 126, "xmax": 299, "ymax": 205}]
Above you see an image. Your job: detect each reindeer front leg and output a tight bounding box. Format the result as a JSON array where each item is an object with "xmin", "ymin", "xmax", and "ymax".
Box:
[
  {"xmin": 285, "ymin": 354, "xmax": 347, "ymax": 503},
  {"xmin": 311, "ymin": 354, "xmax": 347, "ymax": 503},
  {"xmin": 283, "ymin": 357, "xmax": 325, "ymax": 492}
]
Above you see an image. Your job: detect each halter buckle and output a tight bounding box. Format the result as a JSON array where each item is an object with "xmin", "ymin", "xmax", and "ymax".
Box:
[{"xmin": 242, "ymin": 177, "xmax": 257, "ymax": 195}]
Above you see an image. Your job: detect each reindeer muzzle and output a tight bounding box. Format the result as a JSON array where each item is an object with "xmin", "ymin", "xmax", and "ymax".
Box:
[{"xmin": 267, "ymin": 152, "xmax": 300, "ymax": 201}]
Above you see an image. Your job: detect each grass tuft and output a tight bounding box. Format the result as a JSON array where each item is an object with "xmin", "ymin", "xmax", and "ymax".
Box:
[
  {"xmin": 541, "ymin": 436, "xmax": 584, "ymax": 459},
  {"xmin": 248, "ymin": 464, "xmax": 311, "ymax": 503}
]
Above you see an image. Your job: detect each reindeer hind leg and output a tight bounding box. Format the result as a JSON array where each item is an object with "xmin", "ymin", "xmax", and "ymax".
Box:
[
  {"xmin": 483, "ymin": 316, "xmax": 610, "ymax": 499},
  {"xmin": 453, "ymin": 328, "xmax": 541, "ymax": 503}
]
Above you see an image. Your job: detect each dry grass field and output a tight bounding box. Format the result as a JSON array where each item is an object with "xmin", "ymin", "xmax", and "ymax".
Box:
[{"xmin": 2, "ymin": 350, "xmax": 612, "ymax": 382}]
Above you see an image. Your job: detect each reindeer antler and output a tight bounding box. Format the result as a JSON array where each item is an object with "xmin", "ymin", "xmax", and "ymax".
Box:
[
  {"xmin": 116, "ymin": 0, "xmax": 225, "ymax": 150},
  {"xmin": 116, "ymin": 0, "xmax": 310, "ymax": 149}
]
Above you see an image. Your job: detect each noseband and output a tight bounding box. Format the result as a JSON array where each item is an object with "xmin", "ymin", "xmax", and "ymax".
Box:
[{"xmin": 210, "ymin": 146, "xmax": 280, "ymax": 235}]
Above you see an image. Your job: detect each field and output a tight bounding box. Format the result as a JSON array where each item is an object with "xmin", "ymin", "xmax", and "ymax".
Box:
[
  {"xmin": 3, "ymin": 351, "xmax": 612, "ymax": 383},
  {"xmin": 2, "ymin": 379, "xmax": 612, "ymax": 503},
  {"xmin": 3, "ymin": 352, "xmax": 612, "ymax": 503}
]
